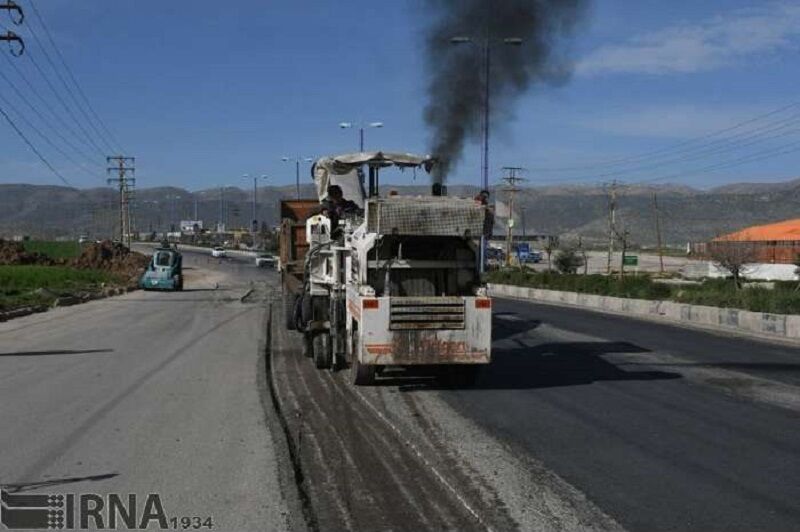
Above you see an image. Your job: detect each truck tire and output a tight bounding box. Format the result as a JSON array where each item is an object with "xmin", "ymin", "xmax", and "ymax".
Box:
[
  {"xmin": 313, "ymin": 332, "xmax": 332, "ymax": 369},
  {"xmin": 350, "ymin": 358, "xmax": 375, "ymax": 386},
  {"xmin": 284, "ymin": 292, "xmax": 298, "ymax": 330}
]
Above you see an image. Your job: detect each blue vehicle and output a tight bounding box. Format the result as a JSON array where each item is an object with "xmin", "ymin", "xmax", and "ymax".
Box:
[
  {"xmin": 514, "ymin": 243, "xmax": 542, "ymax": 263},
  {"xmin": 139, "ymin": 247, "xmax": 183, "ymax": 291}
]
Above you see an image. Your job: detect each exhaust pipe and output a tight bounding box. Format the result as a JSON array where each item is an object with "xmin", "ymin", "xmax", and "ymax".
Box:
[{"xmin": 432, "ymin": 183, "xmax": 447, "ymax": 196}]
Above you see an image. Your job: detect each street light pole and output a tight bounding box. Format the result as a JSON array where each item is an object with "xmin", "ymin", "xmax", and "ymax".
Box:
[
  {"xmin": 450, "ymin": 36, "xmax": 521, "ymax": 191},
  {"xmin": 295, "ymin": 160, "xmax": 300, "ymax": 197},
  {"xmin": 482, "ymin": 38, "xmax": 490, "ymax": 191},
  {"xmin": 242, "ymin": 174, "xmax": 269, "ymax": 234},
  {"xmin": 339, "ymin": 121, "xmax": 383, "ymax": 152},
  {"xmin": 282, "ymin": 157, "xmax": 313, "ymax": 199}
]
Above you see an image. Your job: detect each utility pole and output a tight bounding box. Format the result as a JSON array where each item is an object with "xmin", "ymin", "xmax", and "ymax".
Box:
[
  {"xmin": 106, "ymin": 156, "xmax": 135, "ymax": 247},
  {"xmin": 521, "ymin": 206, "xmax": 526, "ymax": 238},
  {"xmin": 653, "ymin": 192, "xmax": 665, "ymax": 274},
  {"xmin": 618, "ymin": 229, "xmax": 630, "ymax": 280},
  {"xmin": 500, "ymin": 166, "xmax": 526, "ymax": 267},
  {"xmin": 606, "ymin": 180, "xmax": 618, "ymax": 274},
  {"xmin": 218, "ymin": 186, "xmax": 225, "ymax": 232}
]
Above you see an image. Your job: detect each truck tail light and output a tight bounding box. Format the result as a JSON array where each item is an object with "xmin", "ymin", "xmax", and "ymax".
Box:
[
  {"xmin": 363, "ymin": 299, "xmax": 379, "ymax": 310},
  {"xmin": 475, "ymin": 298, "xmax": 491, "ymax": 309}
]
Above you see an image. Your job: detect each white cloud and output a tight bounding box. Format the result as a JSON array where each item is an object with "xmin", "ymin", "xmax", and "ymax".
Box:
[{"xmin": 577, "ymin": 2, "xmax": 800, "ymax": 76}]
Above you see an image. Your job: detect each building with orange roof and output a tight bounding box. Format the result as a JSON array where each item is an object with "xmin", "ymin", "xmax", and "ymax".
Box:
[{"xmin": 700, "ymin": 218, "xmax": 800, "ymax": 264}]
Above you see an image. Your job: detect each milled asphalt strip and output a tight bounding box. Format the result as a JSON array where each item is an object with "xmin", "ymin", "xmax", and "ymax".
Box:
[
  {"xmin": 263, "ymin": 301, "xmax": 319, "ymax": 532},
  {"xmin": 348, "ymin": 385, "xmax": 495, "ymax": 532}
]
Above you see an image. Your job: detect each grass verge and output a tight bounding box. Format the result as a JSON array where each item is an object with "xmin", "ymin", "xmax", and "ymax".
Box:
[
  {"xmin": 486, "ymin": 269, "xmax": 800, "ymax": 315},
  {"xmin": 23, "ymin": 240, "xmax": 83, "ymax": 260},
  {"xmin": 0, "ymin": 265, "xmax": 119, "ymax": 311}
]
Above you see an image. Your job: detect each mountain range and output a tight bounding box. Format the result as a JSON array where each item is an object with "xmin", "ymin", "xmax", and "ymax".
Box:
[{"xmin": 2, "ymin": 178, "xmax": 799, "ymax": 247}]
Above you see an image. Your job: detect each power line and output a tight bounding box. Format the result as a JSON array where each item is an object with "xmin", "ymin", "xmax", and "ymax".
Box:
[
  {"xmin": 530, "ymin": 110, "xmax": 800, "ymax": 184},
  {"xmin": 630, "ymin": 136, "xmax": 800, "ymax": 185},
  {"xmin": 0, "ymin": 59, "xmax": 103, "ymax": 173},
  {"xmin": 23, "ymin": 26, "xmax": 107, "ymax": 157},
  {"xmin": 0, "ymin": 88, "xmax": 101, "ymax": 179},
  {"xmin": 27, "ymin": 0, "xmax": 123, "ymax": 153},
  {"xmin": 0, "ymin": 101, "xmax": 74, "ymax": 187},
  {"xmin": 0, "ymin": 41, "xmax": 102, "ymax": 166},
  {"xmin": 585, "ymin": 118, "xmax": 800, "ymax": 182},
  {"xmin": 22, "ymin": 2, "xmax": 115, "ymax": 153},
  {"xmin": 528, "ymin": 100, "xmax": 800, "ymax": 173}
]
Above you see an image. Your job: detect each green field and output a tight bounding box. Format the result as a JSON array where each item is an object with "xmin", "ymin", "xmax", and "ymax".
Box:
[
  {"xmin": 486, "ymin": 269, "xmax": 800, "ymax": 315},
  {"xmin": 0, "ymin": 265, "xmax": 117, "ymax": 311},
  {"xmin": 23, "ymin": 240, "xmax": 84, "ymax": 260}
]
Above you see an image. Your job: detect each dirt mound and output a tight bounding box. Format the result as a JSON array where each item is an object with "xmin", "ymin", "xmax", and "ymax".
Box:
[
  {"xmin": 0, "ymin": 240, "xmax": 55, "ymax": 265},
  {"xmin": 71, "ymin": 241, "xmax": 149, "ymax": 284}
]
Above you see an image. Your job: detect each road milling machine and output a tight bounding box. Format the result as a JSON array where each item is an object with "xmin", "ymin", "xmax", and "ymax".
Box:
[{"xmin": 280, "ymin": 151, "xmax": 492, "ymax": 385}]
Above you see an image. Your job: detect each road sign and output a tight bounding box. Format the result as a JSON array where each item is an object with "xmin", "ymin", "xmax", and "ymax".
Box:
[{"xmin": 623, "ymin": 255, "xmax": 638, "ymax": 266}]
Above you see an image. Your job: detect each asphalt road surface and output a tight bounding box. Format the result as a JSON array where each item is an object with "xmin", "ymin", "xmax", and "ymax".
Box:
[
  {"xmin": 4, "ymin": 250, "xmax": 799, "ymax": 531},
  {"xmin": 0, "ymin": 249, "xmax": 295, "ymax": 531},
  {"xmin": 272, "ymin": 293, "xmax": 800, "ymax": 531}
]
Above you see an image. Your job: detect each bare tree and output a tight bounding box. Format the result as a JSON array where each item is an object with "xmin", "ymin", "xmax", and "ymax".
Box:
[
  {"xmin": 708, "ymin": 237, "xmax": 757, "ymax": 289},
  {"xmin": 578, "ymin": 235, "xmax": 588, "ymax": 275},
  {"xmin": 543, "ymin": 236, "xmax": 559, "ymax": 272}
]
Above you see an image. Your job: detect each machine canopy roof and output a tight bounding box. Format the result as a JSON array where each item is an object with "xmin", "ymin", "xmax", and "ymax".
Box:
[{"xmin": 312, "ymin": 151, "xmax": 437, "ymax": 205}]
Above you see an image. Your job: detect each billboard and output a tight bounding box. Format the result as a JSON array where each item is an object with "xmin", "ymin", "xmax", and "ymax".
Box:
[{"xmin": 180, "ymin": 220, "xmax": 203, "ymax": 233}]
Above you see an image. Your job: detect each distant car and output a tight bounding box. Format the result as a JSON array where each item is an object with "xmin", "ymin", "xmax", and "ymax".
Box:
[
  {"xmin": 78, "ymin": 235, "xmax": 89, "ymax": 244},
  {"xmin": 211, "ymin": 247, "xmax": 227, "ymax": 258},
  {"xmin": 486, "ymin": 247, "xmax": 505, "ymax": 261},
  {"xmin": 255, "ymin": 253, "xmax": 277, "ymax": 268},
  {"xmin": 520, "ymin": 250, "xmax": 542, "ymax": 264}
]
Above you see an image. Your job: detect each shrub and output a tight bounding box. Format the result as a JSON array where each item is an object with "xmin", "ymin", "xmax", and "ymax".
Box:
[{"xmin": 553, "ymin": 248, "xmax": 584, "ymax": 275}]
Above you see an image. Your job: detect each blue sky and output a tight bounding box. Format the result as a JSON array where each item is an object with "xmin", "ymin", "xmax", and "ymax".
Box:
[{"xmin": 1, "ymin": 0, "xmax": 800, "ymax": 190}]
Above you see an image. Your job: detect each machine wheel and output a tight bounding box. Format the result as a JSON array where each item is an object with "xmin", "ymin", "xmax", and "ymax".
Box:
[
  {"xmin": 284, "ymin": 292, "xmax": 298, "ymax": 330},
  {"xmin": 302, "ymin": 332, "xmax": 313, "ymax": 358},
  {"xmin": 313, "ymin": 332, "xmax": 332, "ymax": 369},
  {"xmin": 174, "ymin": 275, "xmax": 183, "ymax": 291}
]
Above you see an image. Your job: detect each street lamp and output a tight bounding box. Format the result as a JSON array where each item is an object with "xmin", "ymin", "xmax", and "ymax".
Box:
[
  {"xmin": 165, "ymin": 194, "xmax": 182, "ymax": 232},
  {"xmin": 339, "ymin": 121, "xmax": 383, "ymax": 152},
  {"xmin": 242, "ymin": 173, "xmax": 269, "ymax": 233},
  {"xmin": 450, "ymin": 35, "xmax": 522, "ymax": 191},
  {"xmin": 282, "ymin": 157, "xmax": 313, "ymax": 199}
]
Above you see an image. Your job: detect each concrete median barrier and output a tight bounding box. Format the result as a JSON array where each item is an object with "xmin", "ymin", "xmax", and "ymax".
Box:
[{"xmin": 489, "ymin": 283, "xmax": 800, "ymax": 342}]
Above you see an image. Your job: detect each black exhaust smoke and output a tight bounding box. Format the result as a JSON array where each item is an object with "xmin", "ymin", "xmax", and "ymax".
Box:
[{"xmin": 423, "ymin": 0, "xmax": 587, "ymax": 182}]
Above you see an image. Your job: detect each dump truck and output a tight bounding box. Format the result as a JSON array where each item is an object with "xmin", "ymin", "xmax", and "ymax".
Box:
[
  {"xmin": 280, "ymin": 151, "xmax": 492, "ymax": 385},
  {"xmin": 139, "ymin": 246, "xmax": 183, "ymax": 291}
]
